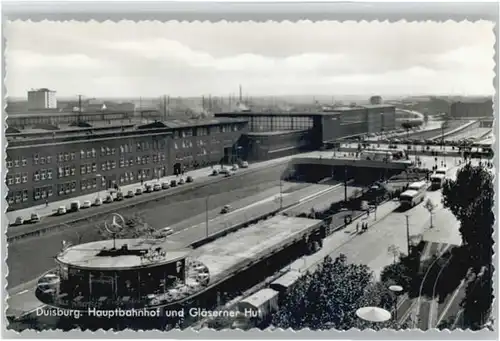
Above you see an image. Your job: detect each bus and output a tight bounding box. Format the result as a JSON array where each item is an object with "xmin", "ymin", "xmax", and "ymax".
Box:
[
  {"xmin": 399, "ymin": 181, "xmax": 428, "ymax": 208},
  {"xmin": 359, "ymin": 148, "xmax": 407, "ymax": 162},
  {"xmin": 430, "ymin": 167, "xmax": 447, "ymax": 189}
]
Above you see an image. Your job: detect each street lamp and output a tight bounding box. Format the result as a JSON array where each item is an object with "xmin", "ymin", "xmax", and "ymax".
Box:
[
  {"xmin": 389, "ymin": 285, "xmax": 404, "ymax": 320},
  {"xmin": 205, "ymin": 195, "xmax": 210, "ymax": 238},
  {"xmin": 356, "ymin": 306, "xmax": 391, "ymax": 324},
  {"xmin": 96, "ymin": 173, "xmax": 104, "ymax": 198}
]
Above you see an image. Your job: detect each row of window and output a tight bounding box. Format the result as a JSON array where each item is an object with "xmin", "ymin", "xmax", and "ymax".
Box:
[
  {"xmin": 34, "ymin": 185, "xmax": 54, "ymax": 201},
  {"xmin": 7, "ymin": 172, "xmax": 28, "ymax": 185},
  {"xmin": 81, "ymin": 163, "xmax": 98, "ymax": 175},
  {"xmin": 172, "ymin": 124, "xmax": 240, "ymax": 139},
  {"xmin": 7, "ymin": 190, "xmax": 29, "ymax": 204},
  {"xmin": 58, "ymin": 166, "xmax": 76, "ymax": 178},
  {"xmin": 57, "ymin": 181, "xmax": 77, "ymax": 196},
  {"xmin": 119, "ymin": 172, "xmax": 136, "ymax": 184},
  {"xmin": 32, "ymin": 154, "xmax": 53, "ymax": 166},
  {"xmin": 80, "ymin": 149, "xmax": 97, "ymax": 159},
  {"xmin": 6, "ymin": 158, "xmax": 27, "ymax": 168},
  {"xmin": 81, "ymin": 178, "xmax": 98, "ymax": 191},
  {"xmin": 34, "ymin": 169, "xmax": 53, "ymax": 182}
]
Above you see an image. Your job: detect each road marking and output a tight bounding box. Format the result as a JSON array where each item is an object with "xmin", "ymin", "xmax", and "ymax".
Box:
[
  {"xmin": 436, "ymin": 279, "xmax": 466, "ymax": 327},
  {"xmin": 15, "ymin": 290, "xmax": 29, "ymax": 296}
]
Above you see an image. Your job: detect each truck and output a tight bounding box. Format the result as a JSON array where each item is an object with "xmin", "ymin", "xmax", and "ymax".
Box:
[{"xmin": 232, "ymin": 288, "xmax": 280, "ymax": 330}]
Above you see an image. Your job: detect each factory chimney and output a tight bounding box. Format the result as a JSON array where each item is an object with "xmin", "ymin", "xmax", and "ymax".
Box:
[{"xmin": 239, "ymin": 85, "xmax": 243, "ymax": 103}]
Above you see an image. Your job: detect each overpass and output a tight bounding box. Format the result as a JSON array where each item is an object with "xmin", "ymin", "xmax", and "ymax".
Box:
[{"xmin": 291, "ymin": 151, "xmax": 412, "ymax": 170}]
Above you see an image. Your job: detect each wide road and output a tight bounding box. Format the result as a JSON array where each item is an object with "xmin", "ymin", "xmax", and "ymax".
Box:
[
  {"xmin": 7, "ymin": 163, "xmax": 290, "ymax": 288},
  {"xmin": 7, "ymin": 180, "xmax": 347, "ymax": 319},
  {"xmin": 445, "ymin": 127, "xmax": 491, "ymax": 142},
  {"xmin": 282, "ymin": 185, "xmax": 361, "ymax": 216}
]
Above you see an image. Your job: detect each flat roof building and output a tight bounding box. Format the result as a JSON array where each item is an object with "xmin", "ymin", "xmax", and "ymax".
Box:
[{"xmin": 27, "ymin": 88, "xmax": 57, "ymax": 110}]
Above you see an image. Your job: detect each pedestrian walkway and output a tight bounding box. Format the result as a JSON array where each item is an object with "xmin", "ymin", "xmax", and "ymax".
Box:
[{"xmin": 6, "ymin": 156, "xmax": 296, "ymax": 223}]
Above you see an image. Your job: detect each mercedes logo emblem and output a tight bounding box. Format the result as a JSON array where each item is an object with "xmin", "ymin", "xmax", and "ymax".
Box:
[{"xmin": 103, "ymin": 213, "xmax": 125, "ymax": 235}]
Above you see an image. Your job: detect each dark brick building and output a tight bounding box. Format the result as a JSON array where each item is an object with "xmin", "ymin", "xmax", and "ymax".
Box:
[{"xmin": 6, "ymin": 117, "xmax": 247, "ymax": 211}]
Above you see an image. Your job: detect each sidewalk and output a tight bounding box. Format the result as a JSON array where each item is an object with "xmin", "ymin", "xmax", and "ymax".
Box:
[{"xmin": 6, "ymin": 156, "xmax": 297, "ymax": 223}]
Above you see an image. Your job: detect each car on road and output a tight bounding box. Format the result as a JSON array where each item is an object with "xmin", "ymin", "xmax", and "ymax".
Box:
[
  {"xmin": 186, "ymin": 176, "xmax": 193, "ymax": 183},
  {"xmin": 69, "ymin": 201, "xmax": 81, "ymax": 212},
  {"xmin": 160, "ymin": 227, "xmax": 174, "ymax": 236},
  {"xmin": 82, "ymin": 200, "xmax": 92, "ymax": 209},
  {"xmin": 94, "ymin": 197, "xmax": 103, "ymax": 206},
  {"xmin": 161, "ymin": 182, "xmax": 170, "ymax": 190},
  {"xmin": 170, "ymin": 179, "xmax": 177, "ymax": 187},
  {"xmin": 125, "ymin": 190, "xmax": 135, "ymax": 198},
  {"xmin": 135, "ymin": 188, "xmax": 143, "ymax": 195},
  {"xmin": 30, "ymin": 213, "xmax": 41, "ymax": 223},
  {"xmin": 219, "ymin": 168, "xmax": 230, "ymax": 175},
  {"xmin": 239, "ymin": 161, "xmax": 249, "ymax": 168},
  {"xmin": 57, "ymin": 206, "xmax": 67, "ymax": 215},
  {"xmin": 104, "ymin": 195, "xmax": 114, "ymax": 204},
  {"xmin": 115, "ymin": 192, "xmax": 124, "ymax": 201},
  {"xmin": 145, "ymin": 184, "xmax": 153, "ymax": 193},
  {"xmin": 153, "ymin": 184, "xmax": 162, "ymax": 191},
  {"xmin": 211, "ymin": 169, "xmax": 219, "ymax": 176},
  {"xmin": 231, "ymin": 164, "xmax": 239, "ymax": 171},
  {"xmin": 220, "ymin": 205, "xmax": 232, "ymax": 214},
  {"xmin": 178, "ymin": 178, "xmax": 186, "ymax": 185},
  {"xmin": 12, "ymin": 217, "xmax": 24, "ymax": 226}
]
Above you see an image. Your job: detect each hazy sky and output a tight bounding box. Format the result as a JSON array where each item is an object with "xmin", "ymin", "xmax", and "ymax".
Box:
[{"xmin": 5, "ymin": 20, "xmax": 495, "ymax": 98}]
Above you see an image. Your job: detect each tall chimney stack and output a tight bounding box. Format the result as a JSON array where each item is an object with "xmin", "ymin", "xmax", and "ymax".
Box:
[{"xmin": 239, "ymin": 85, "xmax": 242, "ymax": 103}]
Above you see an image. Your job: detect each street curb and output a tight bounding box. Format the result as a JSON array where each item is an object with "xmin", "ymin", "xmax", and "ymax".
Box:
[{"xmin": 7, "ymin": 162, "xmax": 289, "ymax": 243}]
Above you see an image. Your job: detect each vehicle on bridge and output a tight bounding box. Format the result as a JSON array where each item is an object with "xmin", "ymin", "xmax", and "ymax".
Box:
[{"xmin": 399, "ymin": 181, "xmax": 428, "ymax": 208}]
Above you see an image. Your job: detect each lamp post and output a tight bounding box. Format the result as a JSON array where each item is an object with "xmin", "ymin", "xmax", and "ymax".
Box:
[
  {"xmin": 205, "ymin": 195, "xmax": 210, "ymax": 238},
  {"xmin": 279, "ymin": 179, "xmax": 283, "ymax": 210},
  {"xmin": 405, "ymin": 214, "xmax": 411, "ymax": 255},
  {"xmin": 96, "ymin": 173, "xmax": 104, "ymax": 198},
  {"xmin": 389, "ymin": 285, "xmax": 403, "ymax": 320}
]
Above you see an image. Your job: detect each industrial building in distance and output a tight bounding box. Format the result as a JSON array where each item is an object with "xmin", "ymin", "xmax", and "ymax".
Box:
[{"xmin": 6, "ymin": 103, "xmax": 396, "ymax": 211}]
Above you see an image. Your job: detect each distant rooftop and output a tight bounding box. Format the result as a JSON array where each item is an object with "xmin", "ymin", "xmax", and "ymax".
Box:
[
  {"xmin": 138, "ymin": 117, "xmax": 248, "ymax": 130},
  {"xmin": 29, "ymin": 88, "xmax": 55, "ymax": 92}
]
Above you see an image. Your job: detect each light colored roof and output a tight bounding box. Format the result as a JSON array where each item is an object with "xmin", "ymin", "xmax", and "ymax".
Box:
[
  {"xmin": 56, "ymin": 238, "xmax": 191, "ymax": 270},
  {"xmin": 239, "ymin": 288, "xmax": 279, "ymax": 309},
  {"xmin": 400, "ymin": 190, "xmax": 419, "ymax": 197},
  {"xmin": 270, "ymin": 270, "xmax": 302, "ymax": 290}
]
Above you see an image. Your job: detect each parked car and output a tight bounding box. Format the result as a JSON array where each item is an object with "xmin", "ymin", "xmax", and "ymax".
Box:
[
  {"xmin": 153, "ymin": 184, "xmax": 162, "ymax": 191},
  {"xmin": 125, "ymin": 190, "xmax": 135, "ymax": 198},
  {"xmin": 239, "ymin": 161, "xmax": 249, "ymax": 168},
  {"xmin": 231, "ymin": 164, "xmax": 239, "ymax": 171},
  {"xmin": 69, "ymin": 201, "xmax": 81, "ymax": 212},
  {"xmin": 225, "ymin": 171, "xmax": 235, "ymax": 177},
  {"xmin": 57, "ymin": 206, "xmax": 67, "ymax": 215},
  {"xmin": 30, "ymin": 213, "xmax": 41, "ymax": 223},
  {"xmin": 145, "ymin": 184, "xmax": 153, "ymax": 193},
  {"xmin": 161, "ymin": 182, "xmax": 170, "ymax": 189},
  {"xmin": 135, "ymin": 188, "xmax": 143, "ymax": 195},
  {"xmin": 186, "ymin": 176, "xmax": 193, "ymax": 183},
  {"xmin": 12, "ymin": 216, "xmax": 24, "ymax": 226},
  {"xmin": 219, "ymin": 168, "xmax": 230, "ymax": 175},
  {"xmin": 104, "ymin": 195, "xmax": 114, "ymax": 204},
  {"xmin": 178, "ymin": 178, "xmax": 185, "ymax": 185},
  {"xmin": 94, "ymin": 197, "xmax": 103, "ymax": 206},
  {"xmin": 82, "ymin": 200, "xmax": 92, "ymax": 209},
  {"xmin": 170, "ymin": 180, "xmax": 177, "ymax": 187},
  {"xmin": 115, "ymin": 191, "xmax": 124, "ymax": 201},
  {"xmin": 220, "ymin": 205, "xmax": 232, "ymax": 214},
  {"xmin": 211, "ymin": 169, "xmax": 219, "ymax": 176}
]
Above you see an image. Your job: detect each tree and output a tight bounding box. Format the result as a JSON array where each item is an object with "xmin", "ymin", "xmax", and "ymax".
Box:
[
  {"xmin": 461, "ymin": 265, "xmax": 493, "ymax": 330},
  {"xmin": 423, "ymin": 198, "xmax": 436, "ymax": 228},
  {"xmin": 442, "ymin": 163, "xmax": 494, "ymax": 269},
  {"xmin": 272, "ymin": 254, "xmax": 373, "ymax": 330}
]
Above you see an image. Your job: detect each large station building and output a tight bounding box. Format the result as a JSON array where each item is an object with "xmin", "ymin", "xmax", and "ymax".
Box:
[
  {"xmin": 216, "ymin": 104, "xmax": 396, "ymax": 161},
  {"xmin": 6, "ymin": 104, "xmax": 396, "ymax": 210}
]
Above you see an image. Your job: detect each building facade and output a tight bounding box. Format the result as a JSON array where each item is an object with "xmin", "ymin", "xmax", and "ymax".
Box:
[
  {"xmin": 450, "ymin": 100, "xmax": 493, "ymax": 118},
  {"xmin": 6, "ymin": 117, "xmax": 247, "ymax": 211},
  {"xmin": 27, "ymin": 88, "xmax": 57, "ymax": 110}
]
